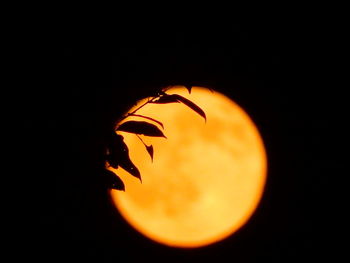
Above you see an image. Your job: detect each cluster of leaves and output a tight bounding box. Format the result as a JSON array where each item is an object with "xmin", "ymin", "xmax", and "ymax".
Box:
[{"xmin": 103, "ymin": 87, "xmax": 207, "ymax": 191}]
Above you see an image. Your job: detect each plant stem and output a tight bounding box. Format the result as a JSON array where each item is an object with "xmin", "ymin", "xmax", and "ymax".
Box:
[
  {"xmin": 136, "ymin": 134, "xmax": 146, "ymax": 146},
  {"xmin": 118, "ymin": 96, "xmax": 158, "ymax": 123},
  {"xmin": 114, "ymin": 92, "xmax": 166, "ymax": 130}
]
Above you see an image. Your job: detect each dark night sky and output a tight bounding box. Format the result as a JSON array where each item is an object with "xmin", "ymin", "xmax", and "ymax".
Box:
[{"xmin": 32, "ymin": 20, "xmax": 336, "ymax": 262}]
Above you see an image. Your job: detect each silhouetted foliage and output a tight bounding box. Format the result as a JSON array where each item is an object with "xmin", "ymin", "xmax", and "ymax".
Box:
[
  {"xmin": 103, "ymin": 86, "xmax": 207, "ymax": 190},
  {"xmin": 106, "ymin": 133, "xmax": 141, "ymax": 181}
]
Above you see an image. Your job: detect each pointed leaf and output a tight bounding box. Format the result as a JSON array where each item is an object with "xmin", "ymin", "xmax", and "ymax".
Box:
[
  {"xmin": 135, "ymin": 135, "xmax": 154, "ymax": 162},
  {"xmin": 105, "ymin": 134, "xmax": 126, "ymax": 168},
  {"xmin": 118, "ymin": 154, "xmax": 141, "ymax": 182},
  {"xmin": 146, "ymin": 145, "xmax": 154, "ymax": 162},
  {"xmin": 129, "ymin": 113, "xmax": 164, "ymax": 129},
  {"xmin": 106, "ymin": 133, "xmax": 142, "ymax": 182},
  {"xmin": 184, "ymin": 85, "xmax": 192, "ymax": 94},
  {"xmin": 106, "ymin": 153, "xmax": 119, "ymax": 169},
  {"xmin": 151, "ymin": 94, "xmax": 206, "ymax": 121},
  {"xmin": 171, "ymin": 94, "xmax": 206, "ymax": 121},
  {"xmin": 107, "ymin": 133, "xmax": 125, "ymax": 151},
  {"xmin": 117, "ymin": 121, "xmax": 166, "ymax": 137},
  {"xmin": 151, "ymin": 94, "xmax": 180, "ymax": 104},
  {"xmin": 111, "ymin": 176, "xmax": 125, "ymax": 191},
  {"xmin": 102, "ymin": 169, "xmax": 125, "ymax": 191}
]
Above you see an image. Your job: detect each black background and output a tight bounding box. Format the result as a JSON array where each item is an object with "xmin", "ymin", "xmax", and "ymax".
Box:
[{"xmin": 32, "ymin": 20, "xmax": 336, "ymax": 262}]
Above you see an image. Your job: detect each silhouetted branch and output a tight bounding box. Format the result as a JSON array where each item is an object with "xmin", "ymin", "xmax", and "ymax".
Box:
[{"xmin": 103, "ymin": 86, "xmax": 207, "ymax": 190}]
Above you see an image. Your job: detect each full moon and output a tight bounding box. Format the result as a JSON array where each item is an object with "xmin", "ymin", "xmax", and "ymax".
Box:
[{"xmin": 109, "ymin": 86, "xmax": 267, "ymax": 248}]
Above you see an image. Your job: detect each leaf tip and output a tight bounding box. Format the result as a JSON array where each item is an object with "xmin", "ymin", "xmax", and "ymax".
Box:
[
  {"xmin": 185, "ymin": 85, "xmax": 192, "ymax": 94},
  {"xmin": 145, "ymin": 145, "xmax": 154, "ymax": 162},
  {"xmin": 114, "ymin": 184, "xmax": 125, "ymax": 191}
]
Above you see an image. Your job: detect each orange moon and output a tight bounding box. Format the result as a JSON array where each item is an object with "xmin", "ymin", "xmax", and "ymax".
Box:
[{"xmin": 109, "ymin": 86, "xmax": 267, "ymax": 248}]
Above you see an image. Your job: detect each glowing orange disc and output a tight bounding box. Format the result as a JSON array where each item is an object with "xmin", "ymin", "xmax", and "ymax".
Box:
[{"xmin": 109, "ymin": 86, "xmax": 267, "ymax": 248}]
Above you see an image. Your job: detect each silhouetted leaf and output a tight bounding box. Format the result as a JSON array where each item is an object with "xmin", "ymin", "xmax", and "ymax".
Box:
[
  {"xmin": 106, "ymin": 133, "xmax": 141, "ymax": 181},
  {"xmin": 105, "ymin": 134, "xmax": 126, "ymax": 167},
  {"xmin": 118, "ymin": 155, "xmax": 141, "ymax": 182},
  {"xmin": 129, "ymin": 113, "xmax": 164, "ymax": 129},
  {"xmin": 151, "ymin": 94, "xmax": 206, "ymax": 121},
  {"xmin": 106, "ymin": 153, "xmax": 119, "ymax": 169},
  {"xmin": 172, "ymin": 94, "xmax": 206, "ymax": 121},
  {"xmin": 116, "ymin": 121, "xmax": 166, "ymax": 138},
  {"xmin": 146, "ymin": 145, "xmax": 154, "ymax": 161},
  {"xmin": 107, "ymin": 133, "xmax": 125, "ymax": 149},
  {"xmin": 185, "ymin": 85, "xmax": 192, "ymax": 94},
  {"xmin": 102, "ymin": 169, "xmax": 125, "ymax": 191},
  {"xmin": 135, "ymin": 134, "xmax": 154, "ymax": 162},
  {"xmin": 151, "ymin": 94, "xmax": 180, "ymax": 104}
]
